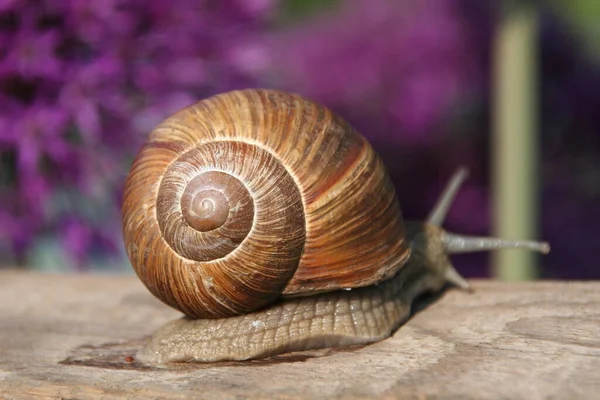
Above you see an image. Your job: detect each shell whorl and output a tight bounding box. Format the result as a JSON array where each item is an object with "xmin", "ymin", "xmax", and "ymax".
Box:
[
  {"xmin": 124, "ymin": 139, "xmax": 305, "ymax": 318},
  {"xmin": 122, "ymin": 89, "xmax": 410, "ymax": 319}
]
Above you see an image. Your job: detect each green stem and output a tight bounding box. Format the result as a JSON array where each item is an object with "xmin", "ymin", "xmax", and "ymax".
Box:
[{"xmin": 491, "ymin": 1, "xmax": 541, "ymax": 281}]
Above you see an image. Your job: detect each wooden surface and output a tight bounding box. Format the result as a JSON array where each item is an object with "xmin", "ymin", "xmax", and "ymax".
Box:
[{"xmin": 0, "ymin": 271, "xmax": 599, "ymax": 400}]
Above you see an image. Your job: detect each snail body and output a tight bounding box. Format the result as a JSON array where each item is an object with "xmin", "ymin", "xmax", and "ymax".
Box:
[
  {"xmin": 122, "ymin": 89, "xmax": 550, "ymax": 363},
  {"xmin": 137, "ymin": 222, "xmax": 450, "ymax": 363}
]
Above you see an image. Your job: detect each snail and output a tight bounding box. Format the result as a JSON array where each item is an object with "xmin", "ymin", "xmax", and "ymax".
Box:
[{"xmin": 121, "ymin": 89, "xmax": 550, "ymax": 363}]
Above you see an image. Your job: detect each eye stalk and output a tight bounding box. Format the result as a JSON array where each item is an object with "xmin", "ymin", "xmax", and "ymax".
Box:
[{"xmin": 406, "ymin": 167, "xmax": 550, "ymax": 291}]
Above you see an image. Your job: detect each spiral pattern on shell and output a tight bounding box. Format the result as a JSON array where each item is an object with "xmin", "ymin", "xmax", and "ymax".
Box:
[{"xmin": 122, "ymin": 89, "xmax": 410, "ymax": 319}]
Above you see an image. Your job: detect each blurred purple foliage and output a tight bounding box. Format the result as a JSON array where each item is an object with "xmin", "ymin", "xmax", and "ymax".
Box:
[
  {"xmin": 0, "ymin": 0, "xmax": 278, "ymax": 269},
  {"xmin": 274, "ymin": 0, "xmax": 485, "ymax": 143},
  {"xmin": 0, "ymin": 0, "xmax": 598, "ymax": 278}
]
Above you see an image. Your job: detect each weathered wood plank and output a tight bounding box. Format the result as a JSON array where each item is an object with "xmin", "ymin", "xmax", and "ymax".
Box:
[{"xmin": 0, "ymin": 271, "xmax": 599, "ymax": 399}]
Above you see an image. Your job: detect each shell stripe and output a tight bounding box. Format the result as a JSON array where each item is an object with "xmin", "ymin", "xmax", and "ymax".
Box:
[{"xmin": 122, "ymin": 89, "xmax": 410, "ymax": 319}]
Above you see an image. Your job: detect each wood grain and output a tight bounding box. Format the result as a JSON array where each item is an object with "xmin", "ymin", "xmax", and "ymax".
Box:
[{"xmin": 0, "ymin": 271, "xmax": 598, "ymax": 399}]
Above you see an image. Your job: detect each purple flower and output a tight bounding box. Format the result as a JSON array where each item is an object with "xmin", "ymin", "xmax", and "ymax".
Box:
[
  {"xmin": 1, "ymin": 29, "xmax": 63, "ymax": 80},
  {"xmin": 51, "ymin": 0, "xmax": 136, "ymax": 48}
]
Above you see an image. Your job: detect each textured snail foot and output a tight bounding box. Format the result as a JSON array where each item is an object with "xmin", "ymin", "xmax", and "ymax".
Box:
[
  {"xmin": 137, "ymin": 262, "xmax": 447, "ymax": 364},
  {"xmin": 136, "ymin": 317, "xmax": 389, "ymax": 364},
  {"xmin": 136, "ymin": 301, "xmax": 407, "ymax": 364}
]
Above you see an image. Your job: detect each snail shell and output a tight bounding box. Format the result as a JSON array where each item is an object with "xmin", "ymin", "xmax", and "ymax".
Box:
[{"xmin": 122, "ymin": 89, "xmax": 410, "ymax": 319}]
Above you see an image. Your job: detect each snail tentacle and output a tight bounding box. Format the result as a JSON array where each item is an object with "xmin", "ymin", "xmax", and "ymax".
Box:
[{"xmin": 426, "ymin": 167, "xmax": 469, "ymax": 226}]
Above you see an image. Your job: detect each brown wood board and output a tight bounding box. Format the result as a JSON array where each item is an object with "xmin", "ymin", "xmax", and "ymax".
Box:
[{"xmin": 0, "ymin": 271, "xmax": 598, "ymax": 399}]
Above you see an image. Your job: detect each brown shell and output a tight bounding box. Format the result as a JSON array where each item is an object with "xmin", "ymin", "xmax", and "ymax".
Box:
[{"xmin": 121, "ymin": 89, "xmax": 410, "ymax": 319}]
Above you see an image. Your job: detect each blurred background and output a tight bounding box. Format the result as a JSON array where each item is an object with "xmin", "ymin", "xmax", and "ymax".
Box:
[{"xmin": 0, "ymin": 0, "xmax": 598, "ymax": 280}]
